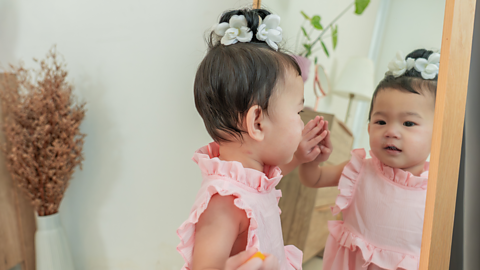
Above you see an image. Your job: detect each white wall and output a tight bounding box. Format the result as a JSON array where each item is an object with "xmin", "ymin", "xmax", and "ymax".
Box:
[
  {"xmin": 0, "ymin": 0, "xmax": 254, "ymax": 269},
  {"xmin": 0, "ymin": 0, "xmax": 380, "ymax": 269}
]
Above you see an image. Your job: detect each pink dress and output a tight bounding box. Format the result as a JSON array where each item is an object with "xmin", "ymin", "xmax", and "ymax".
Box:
[
  {"xmin": 323, "ymin": 149, "xmax": 429, "ymax": 270},
  {"xmin": 177, "ymin": 142, "xmax": 303, "ymax": 270}
]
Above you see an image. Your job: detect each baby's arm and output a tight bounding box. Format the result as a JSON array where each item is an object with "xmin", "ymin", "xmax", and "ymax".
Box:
[
  {"xmin": 192, "ymin": 195, "xmax": 279, "ymax": 270},
  {"xmin": 192, "ymin": 194, "xmax": 249, "ymax": 270},
  {"xmin": 299, "ymin": 160, "xmax": 348, "ymax": 188}
]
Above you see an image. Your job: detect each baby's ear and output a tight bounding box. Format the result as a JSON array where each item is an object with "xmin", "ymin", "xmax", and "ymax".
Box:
[{"xmin": 245, "ymin": 105, "xmax": 265, "ymax": 142}]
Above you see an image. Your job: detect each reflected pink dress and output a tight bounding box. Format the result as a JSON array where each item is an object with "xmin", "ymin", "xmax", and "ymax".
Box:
[
  {"xmin": 323, "ymin": 149, "xmax": 429, "ymax": 270},
  {"xmin": 176, "ymin": 142, "xmax": 303, "ymax": 270}
]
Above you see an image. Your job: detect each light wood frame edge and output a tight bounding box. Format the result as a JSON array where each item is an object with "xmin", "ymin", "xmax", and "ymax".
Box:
[{"xmin": 420, "ymin": 0, "xmax": 477, "ymax": 269}]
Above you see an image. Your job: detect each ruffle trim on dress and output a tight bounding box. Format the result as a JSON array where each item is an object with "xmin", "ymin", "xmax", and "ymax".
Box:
[
  {"xmin": 176, "ymin": 183, "xmax": 259, "ymax": 270},
  {"xmin": 284, "ymin": 245, "xmax": 303, "ymax": 270},
  {"xmin": 193, "ymin": 142, "xmax": 283, "ymax": 193},
  {"xmin": 331, "ymin": 149, "xmax": 366, "ymax": 215},
  {"xmin": 328, "ymin": 221, "xmax": 419, "ymax": 270},
  {"xmin": 370, "ymin": 151, "xmax": 429, "ymax": 189}
]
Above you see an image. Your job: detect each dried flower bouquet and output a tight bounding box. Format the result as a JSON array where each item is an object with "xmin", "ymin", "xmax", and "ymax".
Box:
[{"xmin": 0, "ymin": 46, "xmax": 86, "ymax": 216}]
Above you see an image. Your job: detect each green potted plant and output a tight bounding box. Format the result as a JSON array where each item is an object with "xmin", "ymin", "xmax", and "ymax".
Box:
[{"xmin": 292, "ymin": 0, "xmax": 371, "ymax": 82}]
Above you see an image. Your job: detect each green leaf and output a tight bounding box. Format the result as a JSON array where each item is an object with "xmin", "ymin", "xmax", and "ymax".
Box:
[
  {"xmin": 301, "ymin": 26, "xmax": 310, "ymax": 40},
  {"xmin": 311, "ymin": 15, "xmax": 323, "ymax": 30},
  {"xmin": 314, "ymin": 56, "xmax": 318, "ymax": 65},
  {"xmin": 355, "ymin": 0, "xmax": 370, "ymax": 15},
  {"xmin": 300, "ymin": 11, "xmax": 310, "ymax": 20},
  {"xmin": 321, "ymin": 41, "xmax": 330, "ymax": 57},
  {"xmin": 303, "ymin": 44, "xmax": 312, "ymax": 57},
  {"xmin": 331, "ymin": 25, "xmax": 338, "ymax": 49}
]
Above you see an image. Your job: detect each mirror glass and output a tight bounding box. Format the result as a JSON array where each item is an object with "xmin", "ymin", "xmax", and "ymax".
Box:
[{"xmin": 261, "ymin": 0, "xmax": 446, "ymax": 267}]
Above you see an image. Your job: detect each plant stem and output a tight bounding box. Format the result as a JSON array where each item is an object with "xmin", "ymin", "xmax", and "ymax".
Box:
[
  {"xmin": 310, "ymin": 2, "xmax": 354, "ymax": 49},
  {"xmin": 295, "ymin": 20, "xmax": 307, "ymax": 54}
]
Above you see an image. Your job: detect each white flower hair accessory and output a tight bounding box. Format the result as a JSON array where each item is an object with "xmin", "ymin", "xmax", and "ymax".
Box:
[
  {"xmin": 256, "ymin": 14, "xmax": 283, "ymax": 51},
  {"xmin": 387, "ymin": 51, "xmax": 440, "ymax": 79},
  {"xmin": 414, "ymin": 52, "xmax": 440, "ymax": 79},
  {"xmin": 214, "ymin": 15, "xmax": 253, "ymax": 45},
  {"xmin": 387, "ymin": 51, "xmax": 415, "ymax": 77}
]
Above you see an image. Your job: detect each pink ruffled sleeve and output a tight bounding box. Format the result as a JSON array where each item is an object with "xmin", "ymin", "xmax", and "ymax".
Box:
[
  {"xmin": 284, "ymin": 245, "xmax": 303, "ymax": 270},
  {"xmin": 331, "ymin": 149, "xmax": 366, "ymax": 215},
  {"xmin": 176, "ymin": 185, "xmax": 259, "ymax": 269},
  {"xmin": 275, "ymin": 189, "xmax": 282, "ymax": 214}
]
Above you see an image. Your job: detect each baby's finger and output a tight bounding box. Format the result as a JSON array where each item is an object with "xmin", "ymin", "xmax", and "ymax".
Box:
[
  {"xmin": 306, "ymin": 145, "xmax": 321, "ymax": 161},
  {"xmin": 323, "ymin": 120, "xmax": 329, "ymax": 131},
  {"xmin": 303, "ymin": 116, "xmax": 321, "ymax": 134},
  {"xmin": 321, "ymin": 130, "xmax": 333, "ymax": 149},
  {"xmin": 237, "ymin": 258, "xmax": 262, "ymax": 270},
  {"xmin": 315, "ymin": 120, "xmax": 327, "ymax": 136},
  {"xmin": 304, "ymin": 123, "xmax": 323, "ymax": 141},
  {"xmin": 320, "ymin": 145, "xmax": 332, "ymax": 156},
  {"xmin": 260, "ymin": 254, "xmax": 280, "ymax": 270},
  {"xmin": 225, "ymin": 248, "xmax": 258, "ymax": 269},
  {"xmin": 307, "ymin": 130, "xmax": 328, "ymax": 148}
]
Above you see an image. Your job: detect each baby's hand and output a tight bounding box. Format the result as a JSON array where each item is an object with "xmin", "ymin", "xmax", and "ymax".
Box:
[
  {"xmin": 295, "ymin": 116, "xmax": 332, "ymax": 164},
  {"xmin": 225, "ymin": 248, "xmax": 279, "ymax": 270},
  {"xmin": 313, "ymin": 118, "xmax": 333, "ymax": 164}
]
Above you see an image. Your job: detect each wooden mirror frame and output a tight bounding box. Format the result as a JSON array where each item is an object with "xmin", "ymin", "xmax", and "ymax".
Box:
[
  {"xmin": 252, "ymin": 0, "xmax": 477, "ymax": 269},
  {"xmin": 420, "ymin": 0, "xmax": 477, "ymax": 268}
]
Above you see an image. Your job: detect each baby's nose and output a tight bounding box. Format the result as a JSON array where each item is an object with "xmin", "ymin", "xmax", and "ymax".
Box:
[{"xmin": 384, "ymin": 126, "xmax": 401, "ymax": 138}]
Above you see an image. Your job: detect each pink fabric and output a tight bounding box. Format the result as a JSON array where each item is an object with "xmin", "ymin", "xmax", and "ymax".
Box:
[
  {"xmin": 176, "ymin": 142, "xmax": 303, "ymax": 270},
  {"xmin": 324, "ymin": 149, "xmax": 429, "ymax": 270},
  {"xmin": 291, "ymin": 55, "xmax": 311, "ymax": 82}
]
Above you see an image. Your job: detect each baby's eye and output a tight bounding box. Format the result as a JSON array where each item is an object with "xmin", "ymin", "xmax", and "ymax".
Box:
[
  {"xmin": 404, "ymin": 121, "xmax": 416, "ymax": 127},
  {"xmin": 375, "ymin": 120, "xmax": 386, "ymax": 125},
  {"xmin": 298, "ymin": 110, "xmax": 304, "ymax": 115}
]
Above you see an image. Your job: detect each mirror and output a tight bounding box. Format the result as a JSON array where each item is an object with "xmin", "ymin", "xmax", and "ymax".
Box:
[
  {"xmin": 313, "ymin": 64, "xmax": 330, "ymax": 111},
  {"xmin": 261, "ymin": 0, "xmax": 475, "ymax": 269}
]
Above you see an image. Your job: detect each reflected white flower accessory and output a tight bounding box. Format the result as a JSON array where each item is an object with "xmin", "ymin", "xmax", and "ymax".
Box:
[
  {"xmin": 214, "ymin": 15, "xmax": 253, "ymax": 45},
  {"xmin": 414, "ymin": 52, "xmax": 440, "ymax": 79},
  {"xmin": 256, "ymin": 14, "xmax": 283, "ymax": 51},
  {"xmin": 387, "ymin": 51, "xmax": 440, "ymax": 80}
]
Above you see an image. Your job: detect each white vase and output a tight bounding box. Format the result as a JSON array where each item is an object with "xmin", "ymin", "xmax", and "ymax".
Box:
[{"xmin": 35, "ymin": 213, "xmax": 75, "ymax": 270}]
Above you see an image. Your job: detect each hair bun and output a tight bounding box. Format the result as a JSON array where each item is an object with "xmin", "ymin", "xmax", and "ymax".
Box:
[
  {"xmin": 386, "ymin": 49, "xmax": 439, "ymax": 80},
  {"xmin": 209, "ymin": 8, "xmax": 282, "ymax": 50}
]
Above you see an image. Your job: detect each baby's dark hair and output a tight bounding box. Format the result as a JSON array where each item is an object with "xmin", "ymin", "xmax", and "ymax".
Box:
[
  {"xmin": 368, "ymin": 49, "xmax": 438, "ymax": 121},
  {"xmin": 194, "ymin": 8, "xmax": 301, "ymax": 142}
]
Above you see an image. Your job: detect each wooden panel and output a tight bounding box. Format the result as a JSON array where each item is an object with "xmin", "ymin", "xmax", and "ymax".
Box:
[
  {"xmin": 14, "ymin": 185, "xmax": 36, "ymax": 270},
  {"xmin": 286, "ymin": 184, "xmax": 317, "ymax": 251},
  {"xmin": 303, "ymin": 206, "xmax": 341, "ymax": 262},
  {"xmin": 0, "ymin": 158, "xmax": 23, "ymax": 270},
  {"xmin": 314, "ymin": 187, "xmax": 339, "ymax": 208},
  {"xmin": 0, "ymin": 73, "xmax": 36, "ymax": 270},
  {"xmin": 328, "ymin": 121, "xmax": 354, "ymax": 165},
  {"xmin": 420, "ymin": 0, "xmax": 477, "ymax": 269},
  {"xmin": 277, "ymin": 168, "xmax": 302, "ymax": 241},
  {"xmin": 0, "ymin": 73, "xmax": 23, "ymax": 270}
]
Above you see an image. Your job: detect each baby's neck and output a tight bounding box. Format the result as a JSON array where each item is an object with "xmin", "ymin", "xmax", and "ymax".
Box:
[
  {"xmin": 393, "ymin": 161, "xmax": 427, "ymax": 176},
  {"xmin": 217, "ymin": 142, "xmax": 264, "ymax": 172}
]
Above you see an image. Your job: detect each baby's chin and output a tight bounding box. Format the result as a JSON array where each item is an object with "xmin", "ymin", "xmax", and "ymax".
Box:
[
  {"xmin": 372, "ymin": 150, "xmax": 403, "ymax": 168},
  {"xmin": 263, "ymin": 154, "xmax": 294, "ymax": 168}
]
